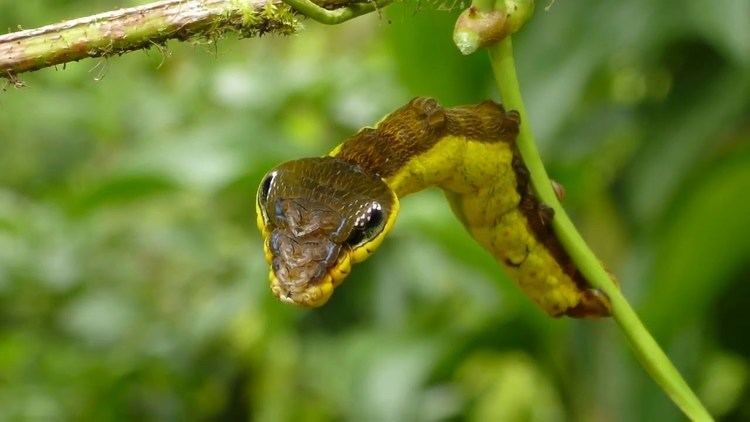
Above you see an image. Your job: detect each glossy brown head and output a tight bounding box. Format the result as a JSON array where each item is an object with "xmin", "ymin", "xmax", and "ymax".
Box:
[{"xmin": 256, "ymin": 157, "xmax": 399, "ymax": 307}]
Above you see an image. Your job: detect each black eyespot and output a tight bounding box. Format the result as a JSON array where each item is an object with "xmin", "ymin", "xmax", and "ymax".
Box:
[
  {"xmin": 368, "ymin": 207, "xmax": 383, "ymax": 228},
  {"xmin": 346, "ymin": 203, "xmax": 386, "ymax": 246},
  {"xmin": 258, "ymin": 171, "xmax": 276, "ymax": 205},
  {"xmin": 345, "ymin": 228, "xmax": 366, "ymax": 246}
]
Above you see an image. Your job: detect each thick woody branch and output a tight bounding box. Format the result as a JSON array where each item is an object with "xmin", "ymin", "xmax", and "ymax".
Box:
[{"xmin": 0, "ymin": 0, "xmax": 369, "ymax": 79}]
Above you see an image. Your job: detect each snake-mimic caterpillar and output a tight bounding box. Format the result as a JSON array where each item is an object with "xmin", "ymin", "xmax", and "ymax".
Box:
[{"xmin": 256, "ymin": 97, "xmax": 611, "ymax": 317}]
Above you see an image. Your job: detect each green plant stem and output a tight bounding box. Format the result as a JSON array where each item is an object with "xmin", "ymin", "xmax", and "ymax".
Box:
[
  {"xmin": 487, "ymin": 37, "xmax": 713, "ymax": 421},
  {"xmin": 281, "ymin": 0, "xmax": 393, "ymax": 24}
]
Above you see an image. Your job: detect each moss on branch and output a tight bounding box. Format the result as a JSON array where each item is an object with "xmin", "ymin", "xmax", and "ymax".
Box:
[{"xmin": 0, "ymin": 0, "xmax": 371, "ymax": 79}]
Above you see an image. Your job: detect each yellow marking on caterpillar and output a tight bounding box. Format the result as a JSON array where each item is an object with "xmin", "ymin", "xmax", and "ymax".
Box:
[{"xmin": 378, "ymin": 137, "xmax": 586, "ymax": 316}]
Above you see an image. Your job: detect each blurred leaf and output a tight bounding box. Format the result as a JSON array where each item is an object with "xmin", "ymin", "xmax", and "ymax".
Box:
[
  {"xmin": 68, "ymin": 174, "xmax": 180, "ymax": 215},
  {"xmin": 384, "ymin": 4, "xmax": 491, "ymax": 105},
  {"xmin": 456, "ymin": 351, "xmax": 564, "ymax": 422},
  {"xmin": 623, "ymin": 64, "xmax": 750, "ymax": 224},
  {"xmin": 699, "ymin": 352, "xmax": 748, "ymax": 417},
  {"xmin": 686, "ymin": 0, "xmax": 750, "ymax": 65},
  {"xmin": 641, "ymin": 145, "xmax": 750, "ymax": 337}
]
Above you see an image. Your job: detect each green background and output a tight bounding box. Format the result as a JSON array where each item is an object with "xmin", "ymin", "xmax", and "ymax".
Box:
[{"xmin": 1, "ymin": 0, "xmax": 749, "ymax": 420}]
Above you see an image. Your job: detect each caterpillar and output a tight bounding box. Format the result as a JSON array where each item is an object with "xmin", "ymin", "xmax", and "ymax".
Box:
[{"xmin": 256, "ymin": 97, "xmax": 611, "ymax": 317}]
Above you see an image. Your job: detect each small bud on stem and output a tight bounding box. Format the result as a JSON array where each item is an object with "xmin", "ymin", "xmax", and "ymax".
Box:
[
  {"xmin": 453, "ymin": 0, "xmax": 534, "ymax": 55},
  {"xmin": 453, "ymin": 7, "xmax": 507, "ymax": 55}
]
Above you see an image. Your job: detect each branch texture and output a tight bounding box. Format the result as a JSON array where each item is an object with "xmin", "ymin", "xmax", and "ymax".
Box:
[{"xmin": 0, "ymin": 0, "xmax": 362, "ymax": 78}]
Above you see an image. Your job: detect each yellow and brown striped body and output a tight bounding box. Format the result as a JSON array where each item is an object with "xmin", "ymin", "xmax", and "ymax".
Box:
[{"xmin": 256, "ymin": 97, "xmax": 611, "ymax": 317}]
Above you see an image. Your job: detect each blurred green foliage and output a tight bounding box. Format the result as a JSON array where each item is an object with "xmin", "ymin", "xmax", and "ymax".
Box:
[{"xmin": 1, "ymin": 0, "xmax": 749, "ymax": 420}]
